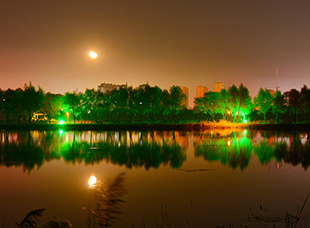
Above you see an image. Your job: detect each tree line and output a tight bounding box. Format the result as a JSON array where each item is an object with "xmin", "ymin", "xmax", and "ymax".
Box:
[
  {"xmin": 0, "ymin": 82, "xmax": 45, "ymax": 124},
  {"xmin": 195, "ymin": 84, "xmax": 310, "ymax": 124},
  {"xmin": 1, "ymin": 82, "xmax": 310, "ymax": 124}
]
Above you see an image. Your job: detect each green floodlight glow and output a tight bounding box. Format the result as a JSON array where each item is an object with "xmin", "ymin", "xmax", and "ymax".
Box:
[
  {"xmin": 59, "ymin": 120, "xmax": 65, "ymax": 125},
  {"xmin": 59, "ymin": 129, "xmax": 63, "ymax": 135},
  {"xmin": 243, "ymin": 119, "xmax": 248, "ymax": 123}
]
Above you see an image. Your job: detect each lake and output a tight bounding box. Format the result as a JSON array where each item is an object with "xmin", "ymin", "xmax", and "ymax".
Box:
[{"xmin": 1, "ymin": 129, "xmax": 310, "ymax": 227}]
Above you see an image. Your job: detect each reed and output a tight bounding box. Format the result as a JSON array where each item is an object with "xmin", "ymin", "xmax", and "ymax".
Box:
[{"xmin": 16, "ymin": 208, "xmax": 45, "ymax": 228}]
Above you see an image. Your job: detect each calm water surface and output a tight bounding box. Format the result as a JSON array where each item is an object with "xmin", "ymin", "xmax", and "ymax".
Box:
[{"xmin": 1, "ymin": 130, "xmax": 310, "ymax": 227}]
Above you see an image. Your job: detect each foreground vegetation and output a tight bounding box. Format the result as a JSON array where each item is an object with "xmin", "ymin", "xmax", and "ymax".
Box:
[{"xmin": 13, "ymin": 173, "xmax": 310, "ymax": 228}]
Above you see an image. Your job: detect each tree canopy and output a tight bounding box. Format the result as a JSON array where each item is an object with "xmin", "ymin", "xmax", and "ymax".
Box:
[{"xmin": 254, "ymin": 88, "xmax": 272, "ymax": 123}]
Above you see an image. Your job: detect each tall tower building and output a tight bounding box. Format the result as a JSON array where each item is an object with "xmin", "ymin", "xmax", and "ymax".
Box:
[
  {"xmin": 196, "ymin": 86, "xmax": 208, "ymax": 98},
  {"xmin": 214, "ymin": 82, "xmax": 224, "ymax": 93},
  {"xmin": 180, "ymin": 86, "xmax": 189, "ymax": 109}
]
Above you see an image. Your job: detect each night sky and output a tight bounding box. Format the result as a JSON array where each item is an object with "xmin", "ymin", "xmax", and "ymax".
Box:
[{"xmin": 1, "ymin": 0, "xmax": 310, "ymax": 107}]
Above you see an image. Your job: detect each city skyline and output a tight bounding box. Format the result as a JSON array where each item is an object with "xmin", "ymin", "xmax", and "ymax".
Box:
[{"xmin": 1, "ymin": 1, "xmax": 310, "ymax": 107}]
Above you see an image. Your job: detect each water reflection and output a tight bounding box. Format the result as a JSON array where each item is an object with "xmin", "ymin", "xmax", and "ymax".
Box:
[
  {"xmin": 194, "ymin": 130, "xmax": 252, "ymax": 170},
  {"xmin": 1, "ymin": 130, "xmax": 310, "ymax": 173},
  {"xmin": 0, "ymin": 131, "xmax": 187, "ymax": 173},
  {"xmin": 194, "ymin": 130, "xmax": 310, "ymax": 171}
]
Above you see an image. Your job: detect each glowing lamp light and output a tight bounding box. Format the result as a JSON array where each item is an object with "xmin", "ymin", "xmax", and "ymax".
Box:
[
  {"xmin": 59, "ymin": 120, "xmax": 65, "ymax": 125},
  {"xmin": 88, "ymin": 175, "xmax": 97, "ymax": 188},
  {"xmin": 243, "ymin": 119, "xmax": 248, "ymax": 123}
]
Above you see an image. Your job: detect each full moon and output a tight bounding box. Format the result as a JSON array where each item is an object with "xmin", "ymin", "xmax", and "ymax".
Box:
[{"xmin": 89, "ymin": 51, "xmax": 98, "ymax": 59}]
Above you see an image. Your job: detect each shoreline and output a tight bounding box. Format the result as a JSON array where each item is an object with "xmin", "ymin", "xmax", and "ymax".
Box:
[{"xmin": 0, "ymin": 123, "xmax": 309, "ymax": 131}]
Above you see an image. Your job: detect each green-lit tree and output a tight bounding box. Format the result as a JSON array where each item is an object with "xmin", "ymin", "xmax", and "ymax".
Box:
[
  {"xmin": 227, "ymin": 84, "xmax": 252, "ymax": 123},
  {"xmin": 194, "ymin": 96, "xmax": 209, "ymax": 122},
  {"xmin": 206, "ymin": 92, "xmax": 221, "ymax": 122},
  {"xmin": 238, "ymin": 84, "xmax": 253, "ymax": 123},
  {"xmin": 61, "ymin": 91, "xmax": 81, "ymax": 123},
  {"xmin": 254, "ymin": 88, "xmax": 272, "ymax": 123},
  {"xmin": 81, "ymin": 88, "xmax": 98, "ymax": 123},
  {"xmin": 42, "ymin": 93, "xmax": 63, "ymax": 122},
  {"xmin": 227, "ymin": 85, "xmax": 239, "ymax": 123},
  {"xmin": 194, "ymin": 92, "xmax": 220, "ymax": 122},
  {"xmin": 23, "ymin": 82, "xmax": 45, "ymax": 124},
  {"xmin": 218, "ymin": 88, "xmax": 229, "ymax": 121}
]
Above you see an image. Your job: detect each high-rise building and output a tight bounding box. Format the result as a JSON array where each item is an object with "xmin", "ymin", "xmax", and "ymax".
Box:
[
  {"xmin": 214, "ymin": 82, "xmax": 224, "ymax": 93},
  {"xmin": 180, "ymin": 86, "xmax": 189, "ymax": 109},
  {"xmin": 196, "ymin": 86, "xmax": 208, "ymax": 98},
  {"xmin": 98, "ymin": 83, "xmax": 127, "ymax": 93}
]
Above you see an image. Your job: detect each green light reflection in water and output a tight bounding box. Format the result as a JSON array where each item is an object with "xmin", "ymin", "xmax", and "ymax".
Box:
[
  {"xmin": 194, "ymin": 131, "xmax": 253, "ymax": 170},
  {"xmin": 194, "ymin": 130, "xmax": 310, "ymax": 171},
  {"xmin": 1, "ymin": 130, "xmax": 310, "ymax": 173}
]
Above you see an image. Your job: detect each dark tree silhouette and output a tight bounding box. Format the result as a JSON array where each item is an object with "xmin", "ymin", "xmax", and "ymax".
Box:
[
  {"xmin": 23, "ymin": 82, "xmax": 45, "ymax": 124},
  {"xmin": 288, "ymin": 89, "xmax": 301, "ymax": 123},
  {"xmin": 12, "ymin": 88, "xmax": 24, "ymax": 124},
  {"xmin": 111, "ymin": 87, "xmax": 128, "ymax": 123},
  {"xmin": 301, "ymin": 85, "xmax": 310, "ymax": 122},
  {"xmin": 163, "ymin": 86, "xmax": 186, "ymax": 123},
  {"xmin": 271, "ymin": 91, "xmax": 287, "ymax": 123},
  {"xmin": 144, "ymin": 84, "xmax": 163, "ymax": 123}
]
